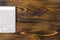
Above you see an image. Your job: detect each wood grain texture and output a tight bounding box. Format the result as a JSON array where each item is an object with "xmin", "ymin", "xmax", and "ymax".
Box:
[{"xmin": 0, "ymin": 0, "xmax": 60, "ymax": 40}]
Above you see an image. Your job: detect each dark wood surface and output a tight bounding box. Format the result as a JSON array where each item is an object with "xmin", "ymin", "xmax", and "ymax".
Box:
[{"xmin": 0, "ymin": 0, "xmax": 60, "ymax": 40}]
